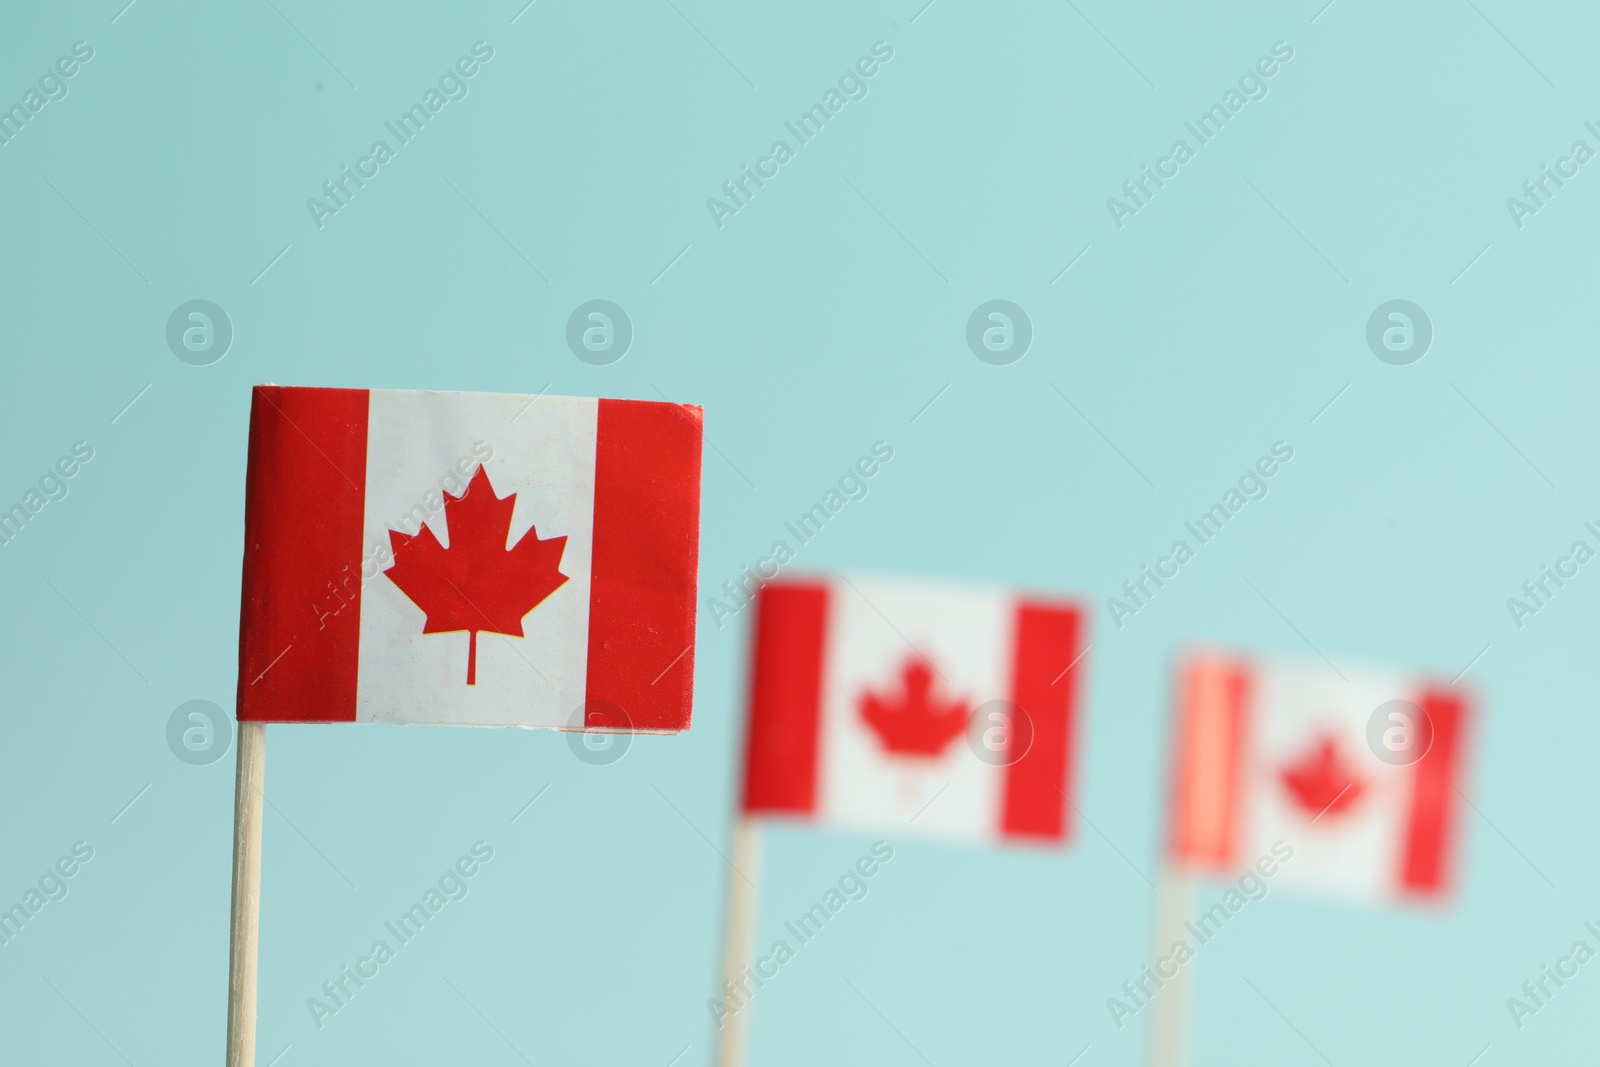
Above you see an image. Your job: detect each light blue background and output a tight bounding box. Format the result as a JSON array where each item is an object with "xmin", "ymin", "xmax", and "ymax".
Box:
[{"xmin": 2, "ymin": 1, "xmax": 1596, "ymax": 1063}]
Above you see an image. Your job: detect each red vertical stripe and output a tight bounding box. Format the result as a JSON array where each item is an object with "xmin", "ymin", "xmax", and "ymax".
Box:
[
  {"xmin": 236, "ymin": 386, "xmax": 369, "ymax": 722},
  {"xmin": 741, "ymin": 581, "xmax": 829, "ymax": 816},
  {"xmin": 585, "ymin": 398, "xmax": 703, "ymax": 731},
  {"xmin": 1400, "ymin": 687, "xmax": 1469, "ymax": 895},
  {"xmin": 1000, "ymin": 602, "xmax": 1085, "ymax": 841},
  {"xmin": 1169, "ymin": 655, "xmax": 1251, "ymax": 870}
]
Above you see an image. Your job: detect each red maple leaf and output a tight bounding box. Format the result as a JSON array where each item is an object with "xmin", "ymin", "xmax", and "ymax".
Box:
[
  {"xmin": 1278, "ymin": 733, "xmax": 1366, "ymax": 819},
  {"xmin": 383, "ymin": 466, "xmax": 568, "ymax": 685},
  {"xmin": 858, "ymin": 657, "xmax": 969, "ymax": 757}
]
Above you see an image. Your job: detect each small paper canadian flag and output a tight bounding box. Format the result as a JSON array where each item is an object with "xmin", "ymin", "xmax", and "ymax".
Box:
[
  {"xmin": 741, "ymin": 576, "xmax": 1088, "ymax": 844},
  {"xmin": 237, "ymin": 386, "xmax": 702, "ymax": 730},
  {"xmin": 1169, "ymin": 650, "xmax": 1471, "ymax": 901}
]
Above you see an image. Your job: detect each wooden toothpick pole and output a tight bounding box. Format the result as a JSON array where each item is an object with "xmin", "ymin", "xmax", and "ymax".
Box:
[
  {"xmin": 227, "ymin": 721, "xmax": 267, "ymax": 1067},
  {"xmin": 715, "ymin": 817, "xmax": 761, "ymax": 1067},
  {"xmin": 1147, "ymin": 868, "xmax": 1194, "ymax": 1067}
]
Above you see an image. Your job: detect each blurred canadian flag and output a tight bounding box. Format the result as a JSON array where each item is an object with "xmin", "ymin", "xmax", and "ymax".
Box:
[
  {"xmin": 1169, "ymin": 650, "xmax": 1472, "ymax": 902},
  {"xmin": 741, "ymin": 576, "xmax": 1088, "ymax": 845}
]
